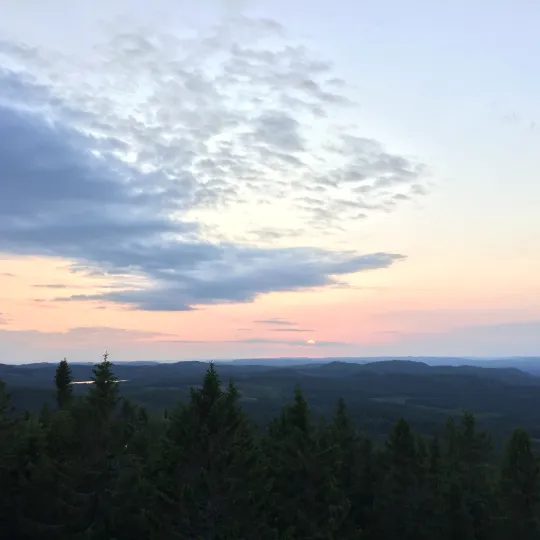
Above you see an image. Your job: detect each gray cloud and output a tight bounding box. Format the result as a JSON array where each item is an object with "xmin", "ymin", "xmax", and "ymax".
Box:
[
  {"xmin": 0, "ymin": 17, "xmax": 430, "ymax": 229},
  {"xmin": 33, "ymin": 284, "xmax": 69, "ymax": 289},
  {"xmin": 250, "ymin": 110, "xmax": 305, "ymax": 152},
  {"xmin": 254, "ymin": 318, "xmax": 296, "ymax": 326},
  {"xmin": 270, "ymin": 328, "xmax": 314, "ymax": 333},
  {"xmin": 0, "ymin": 72, "xmax": 405, "ymax": 310},
  {"xmin": 0, "ymin": 326, "xmax": 175, "ymax": 357},
  {"xmin": 247, "ymin": 227, "xmax": 306, "ymax": 242},
  {"xmin": 0, "ymin": 18, "xmax": 422, "ymax": 311},
  {"xmin": 55, "ymin": 250, "xmax": 402, "ymax": 311},
  {"xmin": 65, "ymin": 326, "xmax": 174, "ymax": 340}
]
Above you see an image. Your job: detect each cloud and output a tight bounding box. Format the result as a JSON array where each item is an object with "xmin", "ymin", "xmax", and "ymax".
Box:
[
  {"xmin": 0, "ymin": 17, "xmax": 424, "ymax": 311},
  {"xmin": 0, "ymin": 325, "xmax": 182, "ymax": 363},
  {"xmin": 33, "ymin": 284, "xmax": 69, "ymax": 289},
  {"xmin": 0, "ymin": 326, "xmax": 173, "ymax": 344},
  {"xmin": 0, "ymin": 85, "xmax": 404, "ymax": 310},
  {"xmin": 0, "ymin": 313, "xmax": 9, "ymax": 325},
  {"xmin": 0, "ymin": 17, "xmax": 429, "ymax": 224},
  {"xmin": 55, "ymin": 250, "xmax": 403, "ymax": 311},
  {"xmin": 254, "ymin": 318, "xmax": 297, "ymax": 326},
  {"xmin": 253, "ymin": 318, "xmax": 314, "ymax": 332},
  {"xmin": 270, "ymin": 328, "xmax": 314, "ymax": 333},
  {"xmin": 234, "ymin": 338, "xmax": 349, "ymax": 347},
  {"xmin": 247, "ymin": 227, "xmax": 306, "ymax": 242},
  {"xmin": 158, "ymin": 337, "xmax": 352, "ymax": 347},
  {"xmin": 0, "ymin": 324, "xmax": 351, "ymax": 363},
  {"xmin": 66, "ymin": 326, "xmax": 174, "ymax": 341}
]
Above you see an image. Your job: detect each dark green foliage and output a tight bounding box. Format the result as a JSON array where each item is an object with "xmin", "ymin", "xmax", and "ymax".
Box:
[
  {"xmin": 497, "ymin": 428, "xmax": 540, "ymax": 539},
  {"xmin": 264, "ymin": 388, "xmax": 356, "ymax": 539},
  {"xmin": 1, "ymin": 360, "xmax": 540, "ymax": 539},
  {"xmin": 7, "ymin": 358, "xmax": 540, "ymax": 446},
  {"xmin": 328, "ymin": 398, "xmax": 374, "ymax": 535},
  {"xmin": 55, "ymin": 358, "xmax": 73, "ymax": 409},
  {"xmin": 87, "ymin": 351, "xmax": 119, "ymax": 421},
  {"xmin": 371, "ymin": 417, "xmax": 426, "ymax": 539},
  {"xmin": 154, "ymin": 363, "xmax": 271, "ymax": 539}
]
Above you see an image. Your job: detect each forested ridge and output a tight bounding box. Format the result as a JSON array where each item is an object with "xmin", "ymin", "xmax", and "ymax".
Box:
[{"xmin": 1, "ymin": 355, "xmax": 540, "ymax": 539}]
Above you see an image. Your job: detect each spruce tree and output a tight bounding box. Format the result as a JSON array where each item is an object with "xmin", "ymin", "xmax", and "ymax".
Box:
[
  {"xmin": 265, "ymin": 387, "xmax": 353, "ymax": 539},
  {"xmin": 457, "ymin": 412, "xmax": 495, "ymax": 540},
  {"xmin": 437, "ymin": 413, "xmax": 493, "ymax": 540},
  {"xmin": 0, "ymin": 380, "xmax": 17, "ymax": 536},
  {"xmin": 371, "ymin": 417, "xmax": 424, "ymax": 540},
  {"xmin": 327, "ymin": 398, "xmax": 373, "ymax": 536},
  {"xmin": 87, "ymin": 352, "xmax": 119, "ymax": 421},
  {"xmin": 64, "ymin": 353, "xmax": 123, "ymax": 538},
  {"xmin": 498, "ymin": 428, "xmax": 540, "ymax": 539},
  {"xmin": 55, "ymin": 358, "xmax": 73, "ymax": 409},
  {"xmin": 154, "ymin": 363, "xmax": 270, "ymax": 539}
]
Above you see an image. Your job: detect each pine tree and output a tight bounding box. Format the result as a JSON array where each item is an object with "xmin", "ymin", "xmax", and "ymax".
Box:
[
  {"xmin": 61, "ymin": 354, "xmax": 123, "ymax": 538},
  {"xmin": 425, "ymin": 436, "xmax": 445, "ymax": 537},
  {"xmin": 457, "ymin": 412, "xmax": 495, "ymax": 540},
  {"xmin": 437, "ymin": 413, "xmax": 493, "ymax": 540},
  {"xmin": 498, "ymin": 428, "xmax": 540, "ymax": 539},
  {"xmin": 327, "ymin": 398, "xmax": 373, "ymax": 536},
  {"xmin": 10, "ymin": 415, "xmax": 65, "ymax": 538},
  {"xmin": 0, "ymin": 380, "xmax": 17, "ymax": 536},
  {"xmin": 42, "ymin": 406, "xmax": 97, "ymax": 539},
  {"xmin": 105, "ymin": 399, "xmax": 156, "ymax": 540},
  {"xmin": 55, "ymin": 358, "xmax": 73, "ymax": 409},
  {"xmin": 0, "ymin": 397, "xmax": 67, "ymax": 539},
  {"xmin": 371, "ymin": 417, "xmax": 425, "ymax": 540},
  {"xmin": 265, "ymin": 387, "xmax": 353, "ymax": 539},
  {"xmin": 154, "ymin": 363, "xmax": 271, "ymax": 539},
  {"xmin": 87, "ymin": 352, "xmax": 119, "ymax": 421}
]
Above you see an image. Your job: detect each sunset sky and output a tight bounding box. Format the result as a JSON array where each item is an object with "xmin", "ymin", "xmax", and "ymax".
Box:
[{"xmin": 1, "ymin": 0, "xmax": 539, "ymax": 363}]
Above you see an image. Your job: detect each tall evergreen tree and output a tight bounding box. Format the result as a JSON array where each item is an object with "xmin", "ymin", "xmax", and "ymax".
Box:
[
  {"xmin": 87, "ymin": 352, "xmax": 119, "ymax": 421},
  {"xmin": 498, "ymin": 428, "xmax": 540, "ymax": 539},
  {"xmin": 327, "ymin": 398, "xmax": 373, "ymax": 536},
  {"xmin": 371, "ymin": 417, "xmax": 425, "ymax": 540},
  {"xmin": 437, "ymin": 413, "xmax": 493, "ymax": 540},
  {"xmin": 265, "ymin": 387, "xmax": 353, "ymax": 539},
  {"xmin": 0, "ymin": 380, "xmax": 16, "ymax": 536},
  {"xmin": 154, "ymin": 363, "xmax": 270, "ymax": 539},
  {"xmin": 457, "ymin": 412, "xmax": 495, "ymax": 540},
  {"xmin": 62, "ymin": 354, "xmax": 123, "ymax": 538},
  {"xmin": 55, "ymin": 358, "xmax": 73, "ymax": 409}
]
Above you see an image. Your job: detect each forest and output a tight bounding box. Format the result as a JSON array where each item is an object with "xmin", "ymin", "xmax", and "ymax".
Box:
[
  {"xmin": 4, "ymin": 357, "xmax": 540, "ymax": 445},
  {"xmin": 1, "ymin": 355, "xmax": 540, "ymax": 539}
]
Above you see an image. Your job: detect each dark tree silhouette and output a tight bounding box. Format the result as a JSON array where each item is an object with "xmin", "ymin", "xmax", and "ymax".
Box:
[{"xmin": 55, "ymin": 358, "xmax": 73, "ymax": 409}]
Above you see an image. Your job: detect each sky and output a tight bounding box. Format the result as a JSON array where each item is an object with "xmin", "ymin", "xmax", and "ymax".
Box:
[{"xmin": 0, "ymin": 0, "xmax": 539, "ymax": 363}]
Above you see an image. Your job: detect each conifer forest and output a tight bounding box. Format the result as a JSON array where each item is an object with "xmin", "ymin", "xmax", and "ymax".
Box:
[{"xmin": 1, "ymin": 355, "xmax": 540, "ymax": 539}]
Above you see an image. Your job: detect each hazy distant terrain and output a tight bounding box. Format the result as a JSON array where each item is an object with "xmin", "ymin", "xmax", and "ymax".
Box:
[{"xmin": 3, "ymin": 357, "xmax": 540, "ymax": 444}]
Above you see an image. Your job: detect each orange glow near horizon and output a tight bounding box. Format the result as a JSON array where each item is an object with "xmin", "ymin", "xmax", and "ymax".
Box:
[{"xmin": 1, "ymin": 250, "xmax": 539, "ymax": 363}]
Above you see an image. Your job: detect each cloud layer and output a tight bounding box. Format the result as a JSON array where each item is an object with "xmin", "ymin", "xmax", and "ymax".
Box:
[{"xmin": 0, "ymin": 17, "xmax": 427, "ymax": 311}]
